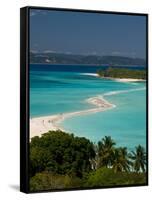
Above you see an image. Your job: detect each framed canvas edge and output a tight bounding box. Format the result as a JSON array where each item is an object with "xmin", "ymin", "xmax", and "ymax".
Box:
[
  {"xmin": 20, "ymin": 6, "xmax": 149, "ymax": 194},
  {"xmin": 20, "ymin": 7, "xmax": 30, "ymax": 193}
]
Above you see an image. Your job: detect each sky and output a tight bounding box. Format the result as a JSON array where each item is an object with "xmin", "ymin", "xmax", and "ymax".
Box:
[{"xmin": 30, "ymin": 9, "xmax": 147, "ymax": 59}]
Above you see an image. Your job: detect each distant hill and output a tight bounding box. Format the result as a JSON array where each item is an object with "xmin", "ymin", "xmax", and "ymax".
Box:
[{"xmin": 30, "ymin": 52, "xmax": 146, "ymax": 66}]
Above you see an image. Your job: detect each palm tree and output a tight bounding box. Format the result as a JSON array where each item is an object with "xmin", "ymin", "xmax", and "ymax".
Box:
[
  {"xmin": 129, "ymin": 145, "xmax": 146, "ymax": 173},
  {"xmin": 112, "ymin": 147, "xmax": 131, "ymax": 173},
  {"xmin": 97, "ymin": 136, "xmax": 116, "ymax": 168},
  {"xmin": 90, "ymin": 144, "xmax": 98, "ymax": 170}
]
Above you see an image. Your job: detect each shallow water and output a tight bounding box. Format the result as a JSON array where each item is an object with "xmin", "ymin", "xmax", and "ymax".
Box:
[{"xmin": 30, "ymin": 64, "xmax": 146, "ymax": 149}]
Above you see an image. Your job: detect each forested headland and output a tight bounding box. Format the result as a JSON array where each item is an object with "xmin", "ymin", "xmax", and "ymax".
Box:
[{"xmin": 97, "ymin": 67, "xmax": 146, "ymax": 79}]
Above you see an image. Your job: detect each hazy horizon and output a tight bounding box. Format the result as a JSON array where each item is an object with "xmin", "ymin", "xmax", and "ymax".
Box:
[{"xmin": 30, "ymin": 9, "xmax": 147, "ymax": 59}]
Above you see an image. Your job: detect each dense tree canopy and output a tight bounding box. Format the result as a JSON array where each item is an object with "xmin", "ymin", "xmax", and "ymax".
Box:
[
  {"xmin": 30, "ymin": 130, "xmax": 95, "ymax": 178},
  {"xmin": 30, "ymin": 131, "xmax": 147, "ymax": 192},
  {"xmin": 97, "ymin": 67, "xmax": 146, "ymax": 79}
]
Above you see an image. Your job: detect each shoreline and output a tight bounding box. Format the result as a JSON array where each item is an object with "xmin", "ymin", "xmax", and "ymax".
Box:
[
  {"xmin": 81, "ymin": 73, "xmax": 146, "ymax": 82},
  {"xmin": 110, "ymin": 78, "xmax": 146, "ymax": 83},
  {"xmin": 30, "ymin": 96, "xmax": 115, "ymax": 138},
  {"xmin": 98, "ymin": 76, "xmax": 146, "ymax": 83},
  {"xmin": 30, "ymin": 74, "xmax": 145, "ymax": 138}
]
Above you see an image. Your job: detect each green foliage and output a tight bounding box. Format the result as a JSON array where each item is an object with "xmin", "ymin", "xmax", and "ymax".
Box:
[
  {"xmin": 30, "ymin": 130, "xmax": 95, "ymax": 178},
  {"xmin": 112, "ymin": 147, "xmax": 132, "ymax": 173},
  {"xmin": 30, "ymin": 171, "xmax": 82, "ymax": 191},
  {"xmin": 30, "ymin": 131, "xmax": 147, "ymax": 191},
  {"xmin": 84, "ymin": 167, "xmax": 146, "ymax": 187},
  {"xmin": 129, "ymin": 145, "xmax": 147, "ymax": 172},
  {"xmin": 97, "ymin": 136, "xmax": 116, "ymax": 168},
  {"xmin": 97, "ymin": 67, "xmax": 146, "ymax": 79},
  {"xmin": 92, "ymin": 136, "xmax": 146, "ymax": 173}
]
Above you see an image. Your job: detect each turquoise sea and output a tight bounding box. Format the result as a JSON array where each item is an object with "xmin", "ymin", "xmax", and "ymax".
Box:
[{"xmin": 30, "ymin": 64, "xmax": 146, "ymax": 150}]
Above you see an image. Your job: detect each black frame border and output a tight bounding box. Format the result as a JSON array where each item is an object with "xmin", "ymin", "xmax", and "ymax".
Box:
[{"xmin": 20, "ymin": 6, "xmax": 149, "ymax": 194}]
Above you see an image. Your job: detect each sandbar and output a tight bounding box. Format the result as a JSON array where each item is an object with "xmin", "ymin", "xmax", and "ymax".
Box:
[{"xmin": 30, "ymin": 96, "xmax": 115, "ymax": 138}]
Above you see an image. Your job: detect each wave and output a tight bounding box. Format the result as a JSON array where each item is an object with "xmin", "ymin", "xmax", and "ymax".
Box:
[
  {"xmin": 102, "ymin": 87, "xmax": 146, "ymax": 97},
  {"xmin": 79, "ymin": 73, "xmax": 98, "ymax": 77}
]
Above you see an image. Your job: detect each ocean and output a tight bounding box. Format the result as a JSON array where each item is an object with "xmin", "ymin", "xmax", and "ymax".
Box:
[{"xmin": 30, "ymin": 64, "xmax": 146, "ymax": 150}]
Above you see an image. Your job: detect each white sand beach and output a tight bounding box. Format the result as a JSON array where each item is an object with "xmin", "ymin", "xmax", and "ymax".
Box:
[
  {"xmin": 113, "ymin": 78, "xmax": 146, "ymax": 83},
  {"xmin": 100, "ymin": 77, "xmax": 145, "ymax": 83},
  {"xmin": 30, "ymin": 96, "xmax": 115, "ymax": 138},
  {"xmin": 83, "ymin": 73, "xmax": 145, "ymax": 82}
]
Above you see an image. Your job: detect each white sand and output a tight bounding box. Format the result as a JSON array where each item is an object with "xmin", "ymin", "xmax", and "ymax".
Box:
[
  {"xmin": 30, "ymin": 96, "xmax": 115, "ymax": 138},
  {"xmin": 101, "ymin": 77, "xmax": 145, "ymax": 83},
  {"xmin": 113, "ymin": 78, "xmax": 145, "ymax": 83},
  {"xmin": 96, "ymin": 75, "xmax": 146, "ymax": 83}
]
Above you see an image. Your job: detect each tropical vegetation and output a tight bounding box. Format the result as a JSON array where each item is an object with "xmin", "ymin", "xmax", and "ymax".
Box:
[
  {"xmin": 97, "ymin": 67, "xmax": 146, "ymax": 79},
  {"xmin": 30, "ymin": 130, "xmax": 147, "ymax": 192}
]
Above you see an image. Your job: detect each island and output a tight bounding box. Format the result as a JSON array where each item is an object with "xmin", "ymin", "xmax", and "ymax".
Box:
[{"xmin": 97, "ymin": 67, "xmax": 146, "ymax": 82}]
